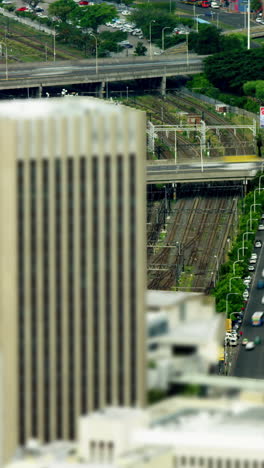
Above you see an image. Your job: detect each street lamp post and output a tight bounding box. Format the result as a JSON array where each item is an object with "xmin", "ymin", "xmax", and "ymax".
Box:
[
  {"xmin": 233, "ymin": 260, "xmax": 241, "ymax": 275},
  {"xmin": 195, "ymin": 135, "xmax": 204, "ymax": 172},
  {"xmin": 247, "ymin": 0, "xmax": 250, "ymax": 49},
  {"xmin": 237, "ymin": 246, "xmax": 247, "ymax": 261},
  {"xmin": 53, "ymin": 29, "xmax": 56, "ymax": 62},
  {"xmin": 149, "ymin": 20, "xmax": 156, "ymax": 59},
  {"xmin": 162, "ymin": 26, "xmax": 171, "ymax": 52},
  {"xmin": 259, "ymin": 174, "xmax": 264, "ymax": 193},
  {"xmin": 254, "ymin": 187, "xmax": 264, "ymax": 206},
  {"xmin": 242, "ymin": 231, "xmax": 254, "ymax": 253},
  {"xmin": 229, "ymin": 276, "xmax": 241, "ymax": 292},
  {"xmin": 89, "ymin": 33, "xmax": 98, "ymax": 75},
  {"xmin": 250, "ymin": 203, "xmax": 261, "ymax": 230},
  {"xmin": 226, "ymin": 292, "xmax": 240, "ymax": 318},
  {"xmin": 186, "ymin": 31, "xmax": 189, "ymax": 66}
]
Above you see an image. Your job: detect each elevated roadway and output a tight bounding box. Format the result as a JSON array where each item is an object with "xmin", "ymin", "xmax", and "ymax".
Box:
[
  {"xmin": 0, "ymin": 56, "xmax": 203, "ymax": 92},
  {"xmin": 146, "ymin": 160, "xmax": 263, "ymax": 184}
]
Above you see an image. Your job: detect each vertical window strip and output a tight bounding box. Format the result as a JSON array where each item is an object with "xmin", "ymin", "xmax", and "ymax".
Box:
[
  {"xmin": 30, "ymin": 160, "xmax": 38, "ymax": 436},
  {"xmin": 117, "ymin": 155, "xmax": 123, "ymax": 405},
  {"xmin": 42, "ymin": 159, "xmax": 50, "ymax": 441},
  {"xmin": 17, "ymin": 161, "xmax": 25, "ymax": 444},
  {"xmin": 67, "ymin": 158, "xmax": 75, "ymax": 438},
  {"xmin": 55, "ymin": 158, "xmax": 62, "ymax": 438},
  {"xmin": 104, "ymin": 156, "xmax": 111, "ymax": 404},
  {"xmin": 129, "ymin": 155, "xmax": 137, "ymax": 403},
  {"xmin": 92, "ymin": 157, "xmax": 99, "ymax": 409},
  {"xmin": 80, "ymin": 157, "xmax": 87, "ymax": 413}
]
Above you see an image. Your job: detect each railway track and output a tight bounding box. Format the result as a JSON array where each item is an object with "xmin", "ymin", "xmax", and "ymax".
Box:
[
  {"xmin": 168, "ymin": 92, "xmax": 254, "ymax": 156},
  {"xmin": 147, "ymin": 195, "xmax": 237, "ymax": 292},
  {"xmin": 132, "ymin": 97, "xmax": 199, "ymax": 160}
]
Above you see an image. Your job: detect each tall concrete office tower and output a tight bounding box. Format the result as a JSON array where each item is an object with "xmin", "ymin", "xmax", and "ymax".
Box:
[{"xmin": 0, "ymin": 97, "xmax": 146, "ymax": 463}]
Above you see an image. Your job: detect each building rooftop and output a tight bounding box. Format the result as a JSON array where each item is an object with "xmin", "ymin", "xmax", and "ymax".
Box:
[
  {"xmin": 146, "ymin": 290, "xmax": 204, "ymax": 309},
  {"xmin": 157, "ymin": 315, "xmax": 223, "ymax": 346}
]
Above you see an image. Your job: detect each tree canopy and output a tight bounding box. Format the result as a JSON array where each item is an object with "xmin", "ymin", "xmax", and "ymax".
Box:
[
  {"xmin": 204, "ymin": 49, "xmax": 264, "ymax": 93},
  {"xmin": 48, "ymin": 0, "xmax": 77, "ymax": 22}
]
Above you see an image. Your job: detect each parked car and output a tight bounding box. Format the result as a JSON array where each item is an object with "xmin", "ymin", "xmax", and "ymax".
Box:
[
  {"xmin": 255, "ymin": 240, "xmax": 262, "ymax": 248},
  {"xmin": 79, "ymin": 1, "xmax": 89, "ymax": 5},
  {"xmin": 251, "ymin": 253, "xmax": 258, "ymax": 259},
  {"xmin": 258, "ymin": 224, "xmax": 264, "ymax": 230},
  {"xmin": 248, "ymin": 265, "xmax": 255, "ymax": 271},
  {"xmin": 211, "ymin": 1, "xmax": 220, "ymax": 7},
  {"xmin": 243, "ymin": 290, "xmax": 249, "ymax": 300},
  {"xmin": 245, "ymin": 341, "xmax": 255, "ymax": 350},
  {"xmin": 249, "ymin": 258, "xmax": 257, "ymax": 264},
  {"xmin": 16, "ymin": 7, "xmax": 29, "ymax": 11}
]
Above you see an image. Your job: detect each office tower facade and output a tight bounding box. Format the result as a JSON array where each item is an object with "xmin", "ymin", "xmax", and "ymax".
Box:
[{"xmin": 0, "ymin": 98, "xmax": 146, "ymax": 463}]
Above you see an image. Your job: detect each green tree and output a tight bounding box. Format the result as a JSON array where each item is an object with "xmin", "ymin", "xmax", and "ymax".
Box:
[
  {"xmin": 219, "ymin": 33, "xmax": 247, "ymax": 52},
  {"xmin": 204, "ymin": 49, "xmax": 264, "ymax": 93},
  {"xmin": 129, "ymin": 4, "xmax": 178, "ymax": 41},
  {"xmin": 134, "ymin": 41, "xmax": 147, "ymax": 56},
  {"xmin": 48, "ymin": 0, "xmax": 77, "ymax": 22},
  {"xmin": 189, "ymin": 24, "xmax": 221, "ymax": 54},
  {"xmin": 70, "ymin": 3, "xmax": 117, "ymax": 32}
]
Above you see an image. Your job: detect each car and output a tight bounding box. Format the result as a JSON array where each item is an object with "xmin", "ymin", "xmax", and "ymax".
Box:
[
  {"xmin": 261, "ymin": 295, "xmax": 264, "ymax": 304},
  {"xmin": 245, "ymin": 341, "xmax": 255, "ymax": 350},
  {"xmin": 255, "ymin": 240, "xmax": 262, "ymax": 248},
  {"xmin": 258, "ymin": 224, "xmax": 264, "ymax": 230},
  {"xmin": 211, "ymin": 1, "xmax": 220, "ymax": 7},
  {"xmin": 122, "ymin": 10, "xmax": 130, "ymax": 15},
  {"xmin": 233, "ymin": 323, "xmax": 240, "ymax": 331},
  {"xmin": 242, "ymin": 338, "xmax": 248, "ymax": 345},
  {"xmin": 16, "ymin": 6, "xmax": 29, "ymax": 11},
  {"xmin": 256, "ymin": 17, "xmax": 263, "ymax": 22},
  {"xmin": 79, "ymin": 1, "xmax": 89, "ymax": 4},
  {"xmin": 248, "ymin": 265, "xmax": 255, "ymax": 271},
  {"xmin": 243, "ymin": 291, "xmax": 249, "ymax": 300},
  {"xmin": 249, "ymin": 258, "xmax": 257, "ymax": 264},
  {"xmin": 251, "ymin": 253, "xmax": 258, "ymax": 259},
  {"xmin": 35, "ymin": 6, "xmax": 44, "ymax": 11},
  {"xmin": 254, "ymin": 336, "xmax": 261, "ymax": 345},
  {"xmin": 2, "ymin": 0, "xmax": 13, "ymax": 4}
]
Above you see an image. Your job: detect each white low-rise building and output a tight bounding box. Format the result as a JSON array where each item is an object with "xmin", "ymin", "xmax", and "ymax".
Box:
[
  {"xmin": 146, "ymin": 291, "xmax": 224, "ymax": 390},
  {"xmin": 6, "ymin": 398, "xmax": 264, "ymax": 468}
]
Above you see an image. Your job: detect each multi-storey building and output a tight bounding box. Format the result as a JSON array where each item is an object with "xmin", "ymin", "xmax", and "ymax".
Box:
[{"xmin": 0, "ymin": 97, "xmax": 146, "ymax": 463}]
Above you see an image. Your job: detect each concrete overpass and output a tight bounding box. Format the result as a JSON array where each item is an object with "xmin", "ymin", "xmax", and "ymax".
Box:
[
  {"xmin": 146, "ymin": 160, "xmax": 263, "ymax": 184},
  {"xmin": 0, "ymin": 56, "xmax": 203, "ymax": 96}
]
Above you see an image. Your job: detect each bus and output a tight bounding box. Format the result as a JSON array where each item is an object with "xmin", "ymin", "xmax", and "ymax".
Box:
[{"xmin": 251, "ymin": 311, "xmax": 264, "ymax": 326}]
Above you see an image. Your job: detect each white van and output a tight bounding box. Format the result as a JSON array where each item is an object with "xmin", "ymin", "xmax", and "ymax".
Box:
[{"xmin": 262, "ymin": 269, "xmax": 264, "ymax": 278}]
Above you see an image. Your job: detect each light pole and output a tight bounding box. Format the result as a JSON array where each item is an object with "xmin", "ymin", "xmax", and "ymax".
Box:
[
  {"xmin": 237, "ymin": 246, "xmax": 247, "ymax": 261},
  {"xmin": 89, "ymin": 33, "xmax": 98, "ymax": 75},
  {"xmin": 149, "ymin": 20, "xmax": 156, "ymax": 58},
  {"xmin": 195, "ymin": 135, "xmax": 204, "ymax": 172},
  {"xmin": 214, "ymin": 254, "xmax": 219, "ymax": 282},
  {"xmin": 226, "ymin": 292, "xmax": 240, "ymax": 318},
  {"xmin": 247, "ymin": 0, "xmax": 250, "ymax": 49},
  {"xmin": 242, "ymin": 231, "xmax": 254, "ymax": 253},
  {"xmin": 53, "ymin": 29, "xmax": 56, "ymax": 62},
  {"xmin": 229, "ymin": 276, "xmax": 241, "ymax": 292},
  {"xmin": 259, "ymin": 174, "xmax": 264, "ymax": 193},
  {"xmin": 254, "ymin": 187, "xmax": 264, "ymax": 206},
  {"xmin": 186, "ymin": 31, "xmax": 189, "ymax": 66},
  {"xmin": 162, "ymin": 26, "xmax": 171, "ymax": 52},
  {"xmin": 233, "ymin": 260, "xmax": 241, "ymax": 275},
  {"xmin": 250, "ymin": 203, "xmax": 261, "ymax": 230},
  {"xmin": 0, "ymin": 40, "xmax": 8, "ymax": 80}
]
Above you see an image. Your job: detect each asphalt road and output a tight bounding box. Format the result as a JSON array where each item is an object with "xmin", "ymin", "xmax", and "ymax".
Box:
[
  {"xmin": 175, "ymin": 0, "xmax": 257, "ymax": 29},
  {"xmin": 232, "ymin": 229, "xmax": 264, "ymax": 379}
]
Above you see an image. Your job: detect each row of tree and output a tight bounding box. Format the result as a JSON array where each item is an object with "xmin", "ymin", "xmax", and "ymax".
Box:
[{"xmin": 213, "ymin": 174, "xmax": 264, "ymax": 316}]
